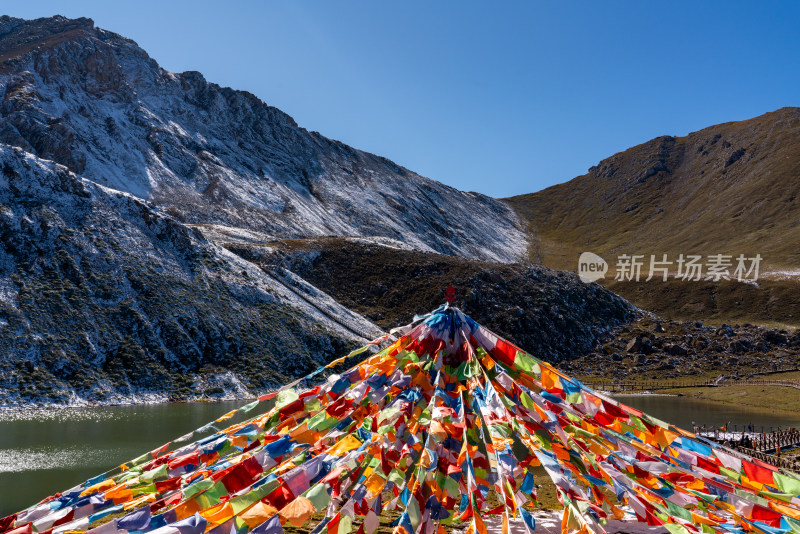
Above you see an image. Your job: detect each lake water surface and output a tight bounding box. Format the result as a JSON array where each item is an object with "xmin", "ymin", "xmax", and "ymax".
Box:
[
  {"xmin": 1, "ymin": 395, "xmax": 798, "ymax": 516},
  {"xmin": 0, "ymin": 401, "xmax": 245, "ymax": 516},
  {"xmin": 612, "ymin": 394, "xmax": 800, "ymax": 431}
]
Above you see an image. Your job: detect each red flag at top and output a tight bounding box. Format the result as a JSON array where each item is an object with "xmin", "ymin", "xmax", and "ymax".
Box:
[{"xmin": 444, "ymin": 284, "xmax": 456, "ymax": 304}]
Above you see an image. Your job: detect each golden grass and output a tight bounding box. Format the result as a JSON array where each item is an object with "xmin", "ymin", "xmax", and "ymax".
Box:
[
  {"xmin": 657, "ymin": 384, "xmax": 800, "ymax": 414},
  {"xmin": 504, "ymin": 107, "xmax": 800, "ymax": 327}
]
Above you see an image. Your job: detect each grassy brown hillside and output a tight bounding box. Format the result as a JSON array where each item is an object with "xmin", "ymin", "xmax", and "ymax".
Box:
[
  {"xmin": 603, "ymin": 278, "xmax": 800, "ymax": 327},
  {"xmin": 507, "ymin": 107, "xmax": 800, "ymax": 270},
  {"xmin": 506, "ymin": 107, "xmax": 800, "ymax": 325}
]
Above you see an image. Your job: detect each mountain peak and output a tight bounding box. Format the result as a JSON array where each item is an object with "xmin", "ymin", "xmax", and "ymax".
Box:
[
  {"xmin": 0, "ymin": 15, "xmax": 96, "ymax": 64},
  {"xmin": 0, "ymin": 15, "xmax": 527, "ymax": 262}
]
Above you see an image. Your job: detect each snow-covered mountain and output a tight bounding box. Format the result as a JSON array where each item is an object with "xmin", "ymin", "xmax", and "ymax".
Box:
[
  {"xmin": 0, "ymin": 16, "xmax": 640, "ymax": 406},
  {"xmin": 0, "ymin": 143, "xmax": 384, "ymax": 405},
  {"xmin": 0, "ymin": 15, "xmax": 526, "ymax": 262}
]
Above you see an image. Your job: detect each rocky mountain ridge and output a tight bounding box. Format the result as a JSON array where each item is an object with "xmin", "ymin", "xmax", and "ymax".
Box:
[
  {"xmin": 0, "ymin": 143, "xmax": 386, "ymax": 406},
  {"xmin": 0, "ymin": 15, "xmax": 527, "ymax": 263},
  {"xmin": 0, "ymin": 16, "xmax": 639, "ymax": 407},
  {"xmin": 0, "ymin": 143, "xmax": 639, "ymax": 406},
  {"xmin": 4, "ymin": 16, "xmax": 797, "ymax": 407}
]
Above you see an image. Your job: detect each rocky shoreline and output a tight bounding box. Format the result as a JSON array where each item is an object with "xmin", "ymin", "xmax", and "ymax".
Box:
[{"xmin": 564, "ymin": 315, "xmax": 800, "ymax": 380}]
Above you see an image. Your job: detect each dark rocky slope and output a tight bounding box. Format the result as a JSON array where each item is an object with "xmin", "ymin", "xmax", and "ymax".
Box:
[
  {"xmin": 0, "ymin": 146, "xmax": 378, "ymax": 406},
  {"xmin": 227, "ymin": 238, "xmax": 638, "ymax": 364},
  {"xmin": 569, "ymin": 315, "xmax": 800, "ymax": 381}
]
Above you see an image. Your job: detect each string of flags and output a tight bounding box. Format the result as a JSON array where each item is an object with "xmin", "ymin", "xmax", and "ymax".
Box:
[{"xmin": 5, "ymin": 304, "xmax": 800, "ymax": 534}]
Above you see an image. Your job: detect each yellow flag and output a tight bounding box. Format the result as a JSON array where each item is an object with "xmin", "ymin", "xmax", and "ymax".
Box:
[{"xmin": 326, "ymin": 434, "xmax": 363, "ymax": 456}]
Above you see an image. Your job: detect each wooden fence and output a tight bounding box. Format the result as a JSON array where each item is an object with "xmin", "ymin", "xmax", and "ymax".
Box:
[
  {"xmin": 733, "ymin": 446, "xmax": 800, "ymax": 472},
  {"xmin": 695, "ymin": 427, "xmax": 800, "ymax": 454},
  {"xmin": 586, "ymin": 377, "xmax": 800, "ymax": 393},
  {"xmin": 586, "ymin": 380, "xmax": 715, "ymax": 392}
]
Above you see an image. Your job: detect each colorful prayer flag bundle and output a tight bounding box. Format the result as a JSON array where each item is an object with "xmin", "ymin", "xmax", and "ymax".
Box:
[{"xmin": 5, "ymin": 305, "xmax": 800, "ymax": 534}]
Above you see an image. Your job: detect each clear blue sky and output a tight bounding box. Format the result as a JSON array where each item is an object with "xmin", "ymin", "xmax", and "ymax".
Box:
[{"xmin": 6, "ymin": 1, "xmax": 800, "ymax": 197}]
